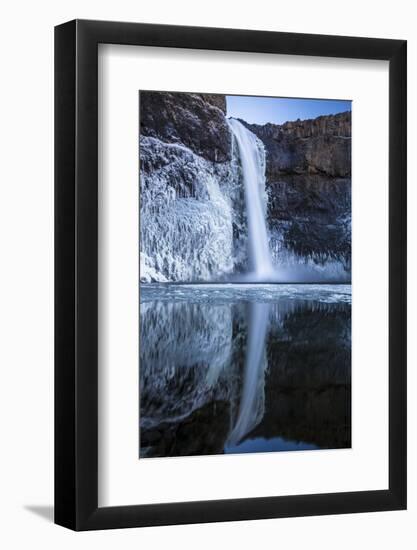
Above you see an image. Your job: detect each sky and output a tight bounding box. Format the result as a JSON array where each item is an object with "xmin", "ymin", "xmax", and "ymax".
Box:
[{"xmin": 226, "ymin": 95, "xmax": 351, "ymax": 125}]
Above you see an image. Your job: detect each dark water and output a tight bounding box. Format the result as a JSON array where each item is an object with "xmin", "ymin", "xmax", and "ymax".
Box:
[{"xmin": 139, "ymin": 284, "xmax": 351, "ymax": 458}]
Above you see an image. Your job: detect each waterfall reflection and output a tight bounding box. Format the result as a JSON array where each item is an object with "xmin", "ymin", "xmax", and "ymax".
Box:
[
  {"xmin": 139, "ymin": 284, "xmax": 351, "ymax": 458},
  {"xmin": 227, "ymin": 302, "xmax": 270, "ymax": 446}
]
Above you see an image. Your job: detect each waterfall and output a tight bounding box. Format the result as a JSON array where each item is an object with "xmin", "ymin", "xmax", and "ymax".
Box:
[{"xmin": 228, "ymin": 119, "xmax": 275, "ymax": 280}]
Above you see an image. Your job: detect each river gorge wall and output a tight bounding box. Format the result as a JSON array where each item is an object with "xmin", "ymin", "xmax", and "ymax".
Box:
[{"xmin": 139, "ymin": 91, "xmax": 351, "ymax": 282}]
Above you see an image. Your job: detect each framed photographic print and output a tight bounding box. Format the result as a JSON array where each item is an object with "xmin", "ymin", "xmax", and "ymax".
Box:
[{"xmin": 55, "ymin": 20, "xmax": 407, "ymax": 530}]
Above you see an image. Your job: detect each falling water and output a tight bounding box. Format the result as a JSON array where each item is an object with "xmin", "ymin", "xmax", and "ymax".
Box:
[{"xmin": 228, "ymin": 119, "xmax": 275, "ymax": 280}]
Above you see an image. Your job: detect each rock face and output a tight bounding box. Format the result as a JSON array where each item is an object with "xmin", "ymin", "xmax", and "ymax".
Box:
[
  {"xmin": 242, "ymin": 112, "xmax": 351, "ymax": 272},
  {"xmin": 244, "ymin": 112, "xmax": 351, "ymax": 178},
  {"xmin": 274, "ymin": 111, "xmax": 351, "ymax": 138},
  {"xmin": 140, "ymin": 91, "xmax": 230, "ymax": 162}
]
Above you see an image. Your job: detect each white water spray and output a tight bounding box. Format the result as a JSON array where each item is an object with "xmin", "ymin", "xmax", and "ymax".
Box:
[{"xmin": 228, "ymin": 119, "xmax": 275, "ymax": 280}]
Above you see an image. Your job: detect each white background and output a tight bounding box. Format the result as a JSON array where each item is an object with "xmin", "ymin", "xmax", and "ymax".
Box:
[
  {"xmin": 0, "ymin": 0, "xmax": 415, "ymax": 548},
  {"xmin": 99, "ymin": 45, "xmax": 389, "ymax": 506}
]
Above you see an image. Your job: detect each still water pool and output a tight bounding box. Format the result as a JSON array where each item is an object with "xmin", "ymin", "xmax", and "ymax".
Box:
[{"xmin": 139, "ymin": 284, "xmax": 351, "ymax": 458}]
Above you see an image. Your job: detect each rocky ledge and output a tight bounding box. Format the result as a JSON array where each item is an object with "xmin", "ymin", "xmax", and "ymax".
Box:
[{"xmin": 140, "ymin": 91, "xmax": 231, "ymax": 163}]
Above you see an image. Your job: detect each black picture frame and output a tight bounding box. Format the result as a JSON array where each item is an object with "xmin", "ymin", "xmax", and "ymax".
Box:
[{"xmin": 55, "ymin": 19, "xmax": 407, "ymax": 531}]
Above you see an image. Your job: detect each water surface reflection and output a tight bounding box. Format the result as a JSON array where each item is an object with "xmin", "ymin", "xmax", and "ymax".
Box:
[{"xmin": 139, "ymin": 284, "xmax": 351, "ymax": 458}]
